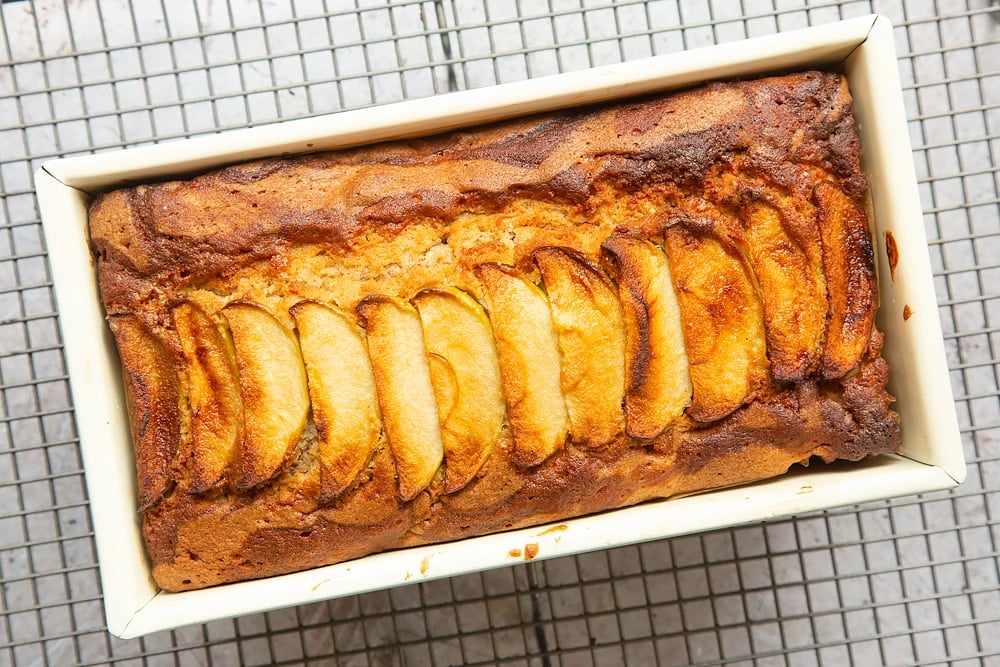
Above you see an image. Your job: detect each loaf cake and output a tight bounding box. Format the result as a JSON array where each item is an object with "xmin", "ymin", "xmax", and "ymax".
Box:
[{"xmin": 89, "ymin": 70, "xmax": 901, "ymax": 592}]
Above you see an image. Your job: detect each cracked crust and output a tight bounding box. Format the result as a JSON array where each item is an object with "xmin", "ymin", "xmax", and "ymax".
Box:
[{"xmin": 91, "ymin": 71, "xmax": 901, "ymax": 591}]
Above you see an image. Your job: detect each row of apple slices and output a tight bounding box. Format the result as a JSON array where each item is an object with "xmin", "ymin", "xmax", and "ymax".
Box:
[
  {"xmin": 169, "ymin": 180, "xmax": 874, "ymax": 504},
  {"xmin": 167, "ymin": 243, "xmax": 694, "ymax": 503},
  {"xmin": 116, "ymin": 180, "xmax": 874, "ymax": 509}
]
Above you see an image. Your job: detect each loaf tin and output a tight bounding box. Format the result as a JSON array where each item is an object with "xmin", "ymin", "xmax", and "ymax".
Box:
[{"xmin": 36, "ymin": 15, "xmax": 964, "ymax": 638}]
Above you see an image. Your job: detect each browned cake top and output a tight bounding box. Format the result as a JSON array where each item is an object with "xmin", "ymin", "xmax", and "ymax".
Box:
[
  {"xmin": 90, "ymin": 71, "xmax": 863, "ymax": 311},
  {"xmin": 89, "ymin": 70, "xmax": 900, "ymax": 591}
]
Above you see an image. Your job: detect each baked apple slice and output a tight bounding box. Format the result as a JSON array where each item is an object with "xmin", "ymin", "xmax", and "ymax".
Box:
[
  {"xmin": 108, "ymin": 314, "xmax": 180, "ymax": 511},
  {"xmin": 534, "ymin": 247, "xmax": 626, "ymax": 446},
  {"xmin": 290, "ymin": 300, "xmax": 382, "ymax": 504},
  {"xmin": 357, "ymin": 295, "xmax": 444, "ymax": 501},
  {"xmin": 601, "ymin": 235, "xmax": 691, "ymax": 439},
  {"xmin": 740, "ymin": 200, "xmax": 827, "ymax": 381},
  {"xmin": 813, "ymin": 180, "xmax": 877, "ymax": 379},
  {"xmin": 171, "ymin": 300, "xmax": 243, "ymax": 493},
  {"xmin": 663, "ymin": 221, "xmax": 768, "ymax": 421},
  {"xmin": 475, "ymin": 263, "xmax": 569, "ymax": 467},
  {"xmin": 222, "ymin": 301, "xmax": 310, "ymax": 491},
  {"xmin": 413, "ymin": 287, "xmax": 506, "ymax": 493}
]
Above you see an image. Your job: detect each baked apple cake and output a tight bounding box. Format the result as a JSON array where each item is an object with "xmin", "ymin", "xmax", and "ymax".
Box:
[{"xmin": 89, "ymin": 70, "xmax": 901, "ymax": 591}]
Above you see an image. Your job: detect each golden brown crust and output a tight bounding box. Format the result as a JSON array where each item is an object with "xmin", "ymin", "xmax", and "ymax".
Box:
[
  {"xmin": 145, "ymin": 331, "xmax": 894, "ymax": 591},
  {"xmin": 92, "ymin": 70, "xmax": 901, "ymax": 592}
]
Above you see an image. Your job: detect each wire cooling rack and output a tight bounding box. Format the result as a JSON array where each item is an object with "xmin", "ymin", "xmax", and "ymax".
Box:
[{"xmin": 1, "ymin": 0, "xmax": 997, "ymax": 665}]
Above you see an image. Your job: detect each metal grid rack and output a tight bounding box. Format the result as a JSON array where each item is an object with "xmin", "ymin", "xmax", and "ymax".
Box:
[{"xmin": 1, "ymin": 0, "xmax": 997, "ymax": 664}]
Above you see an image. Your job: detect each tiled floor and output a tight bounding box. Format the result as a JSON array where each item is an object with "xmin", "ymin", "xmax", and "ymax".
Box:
[{"xmin": 1, "ymin": 0, "xmax": 998, "ymax": 665}]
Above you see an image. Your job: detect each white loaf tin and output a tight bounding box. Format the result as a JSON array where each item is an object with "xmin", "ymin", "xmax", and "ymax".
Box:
[{"xmin": 36, "ymin": 15, "xmax": 964, "ymax": 638}]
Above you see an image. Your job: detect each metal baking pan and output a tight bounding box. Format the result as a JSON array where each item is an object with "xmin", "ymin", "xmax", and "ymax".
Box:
[{"xmin": 35, "ymin": 14, "xmax": 963, "ymax": 638}]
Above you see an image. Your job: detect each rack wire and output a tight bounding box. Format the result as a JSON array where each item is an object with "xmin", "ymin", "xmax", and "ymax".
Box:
[{"xmin": 1, "ymin": 0, "xmax": 997, "ymax": 664}]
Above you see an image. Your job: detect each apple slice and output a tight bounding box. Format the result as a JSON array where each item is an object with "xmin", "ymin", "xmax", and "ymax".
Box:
[
  {"xmin": 475, "ymin": 263, "xmax": 569, "ymax": 467},
  {"xmin": 740, "ymin": 200, "xmax": 827, "ymax": 381},
  {"xmin": 108, "ymin": 314, "xmax": 180, "ymax": 511},
  {"xmin": 357, "ymin": 295, "xmax": 444, "ymax": 501},
  {"xmin": 601, "ymin": 235, "xmax": 691, "ymax": 439},
  {"xmin": 171, "ymin": 300, "xmax": 243, "ymax": 493},
  {"xmin": 222, "ymin": 301, "xmax": 310, "ymax": 491},
  {"xmin": 663, "ymin": 221, "xmax": 768, "ymax": 421},
  {"xmin": 290, "ymin": 300, "xmax": 382, "ymax": 504},
  {"xmin": 813, "ymin": 180, "xmax": 877, "ymax": 379},
  {"xmin": 413, "ymin": 287, "xmax": 506, "ymax": 493},
  {"xmin": 534, "ymin": 247, "xmax": 626, "ymax": 446}
]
